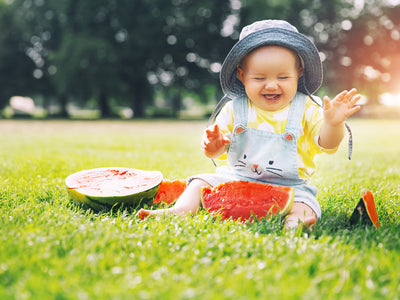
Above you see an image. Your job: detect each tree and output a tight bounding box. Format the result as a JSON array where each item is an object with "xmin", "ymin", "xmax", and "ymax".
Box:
[
  {"xmin": 0, "ymin": 1, "xmax": 37, "ymax": 110},
  {"xmin": 142, "ymin": 0, "xmax": 233, "ymax": 116},
  {"xmin": 2, "ymin": 0, "xmax": 399, "ymax": 118},
  {"xmin": 11, "ymin": 0, "xmax": 232, "ymax": 117},
  {"xmin": 50, "ymin": 33, "xmax": 122, "ymax": 117}
]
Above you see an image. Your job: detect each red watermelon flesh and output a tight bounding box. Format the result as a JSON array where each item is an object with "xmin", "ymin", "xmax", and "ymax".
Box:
[
  {"xmin": 153, "ymin": 179, "xmax": 187, "ymax": 205},
  {"xmin": 362, "ymin": 190, "xmax": 380, "ymax": 228},
  {"xmin": 201, "ymin": 181, "xmax": 294, "ymax": 222}
]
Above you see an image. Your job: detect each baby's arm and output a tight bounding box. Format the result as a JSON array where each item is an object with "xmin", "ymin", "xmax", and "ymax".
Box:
[
  {"xmin": 319, "ymin": 88, "xmax": 361, "ymax": 149},
  {"xmin": 201, "ymin": 124, "xmax": 230, "ymax": 158}
]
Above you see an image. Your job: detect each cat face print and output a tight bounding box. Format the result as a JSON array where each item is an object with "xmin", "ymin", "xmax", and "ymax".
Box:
[{"xmin": 234, "ymin": 154, "xmax": 283, "ymax": 177}]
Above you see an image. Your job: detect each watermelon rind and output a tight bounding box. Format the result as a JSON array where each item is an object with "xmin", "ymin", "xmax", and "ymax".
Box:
[
  {"xmin": 65, "ymin": 167, "xmax": 163, "ymax": 210},
  {"xmin": 280, "ymin": 187, "xmax": 294, "ymax": 215}
]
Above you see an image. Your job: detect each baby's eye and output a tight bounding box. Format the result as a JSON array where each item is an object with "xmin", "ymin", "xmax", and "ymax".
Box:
[
  {"xmin": 253, "ymin": 77, "xmax": 265, "ymax": 81},
  {"xmin": 278, "ymin": 76, "xmax": 289, "ymax": 80}
]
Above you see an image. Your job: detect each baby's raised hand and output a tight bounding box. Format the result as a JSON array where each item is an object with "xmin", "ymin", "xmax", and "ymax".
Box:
[
  {"xmin": 201, "ymin": 124, "xmax": 230, "ymax": 158},
  {"xmin": 323, "ymin": 88, "xmax": 361, "ymax": 126}
]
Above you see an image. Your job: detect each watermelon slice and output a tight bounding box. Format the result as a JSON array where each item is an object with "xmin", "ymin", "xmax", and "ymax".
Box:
[
  {"xmin": 349, "ymin": 190, "xmax": 380, "ymax": 228},
  {"xmin": 201, "ymin": 181, "xmax": 294, "ymax": 222},
  {"xmin": 153, "ymin": 179, "xmax": 187, "ymax": 205},
  {"xmin": 65, "ymin": 167, "xmax": 163, "ymax": 210}
]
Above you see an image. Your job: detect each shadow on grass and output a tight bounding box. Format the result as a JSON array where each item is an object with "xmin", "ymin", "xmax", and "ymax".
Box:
[{"xmin": 68, "ymin": 199, "xmax": 155, "ymax": 216}]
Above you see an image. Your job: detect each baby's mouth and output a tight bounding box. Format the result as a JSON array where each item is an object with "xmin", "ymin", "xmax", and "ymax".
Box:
[{"xmin": 263, "ymin": 94, "xmax": 281, "ymax": 101}]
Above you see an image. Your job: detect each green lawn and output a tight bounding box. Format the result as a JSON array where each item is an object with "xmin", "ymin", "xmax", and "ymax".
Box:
[{"xmin": 0, "ymin": 119, "xmax": 399, "ymax": 300}]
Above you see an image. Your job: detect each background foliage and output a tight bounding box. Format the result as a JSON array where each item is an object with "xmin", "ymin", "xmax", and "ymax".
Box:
[{"xmin": 1, "ymin": 0, "xmax": 400, "ymax": 118}]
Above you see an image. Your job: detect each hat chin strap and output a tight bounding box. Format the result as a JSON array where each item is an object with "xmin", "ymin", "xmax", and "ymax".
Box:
[
  {"xmin": 300, "ymin": 75, "xmax": 321, "ymax": 106},
  {"xmin": 207, "ymin": 94, "xmax": 230, "ymax": 127},
  {"xmin": 303, "ymin": 78, "xmax": 353, "ymax": 160}
]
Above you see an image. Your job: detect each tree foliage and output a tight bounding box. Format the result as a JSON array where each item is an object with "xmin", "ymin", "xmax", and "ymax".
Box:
[
  {"xmin": 0, "ymin": 1, "xmax": 37, "ymax": 109},
  {"xmin": 0, "ymin": 0, "xmax": 399, "ymax": 117}
]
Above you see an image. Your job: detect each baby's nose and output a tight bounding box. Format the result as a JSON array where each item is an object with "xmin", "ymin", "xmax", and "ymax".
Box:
[{"xmin": 264, "ymin": 79, "xmax": 278, "ymax": 90}]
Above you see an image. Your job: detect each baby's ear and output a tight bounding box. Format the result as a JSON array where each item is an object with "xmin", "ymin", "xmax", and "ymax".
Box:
[
  {"xmin": 298, "ymin": 66, "xmax": 304, "ymax": 77},
  {"xmin": 297, "ymin": 55, "xmax": 304, "ymax": 76},
  {"xmin": 237, "ymin": 66, "xmax": 244, "ymax": 83}
]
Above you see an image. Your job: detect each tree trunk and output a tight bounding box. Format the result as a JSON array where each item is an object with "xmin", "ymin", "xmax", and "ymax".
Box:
[
  {"xmin": 171, "ymin": 92, "xmax": 181, "ymax": 119},
  {"xmin": 98, "ymin": 91, "xmax": 111, "ymax": 118},
  {"xmin": 59, "ymin": 95, "xmax": 69, "ymax": 118},
  {"xmin": 131, "ymin": 80, "xmax": 150, "ymax": 118}
]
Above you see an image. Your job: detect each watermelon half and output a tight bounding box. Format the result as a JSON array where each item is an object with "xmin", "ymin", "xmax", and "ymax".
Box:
[
  {"xmin": 65, "ymin": 167, "xmax": 163, "ymax": 210},
  {"xmin": 201, "ymin": 180, "xmax": 294, "ymax": 222}
]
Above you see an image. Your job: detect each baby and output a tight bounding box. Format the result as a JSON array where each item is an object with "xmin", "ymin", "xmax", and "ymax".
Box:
[{"xmin": 138, "ymin": 20, "xmax": 360, "ymax": 229}]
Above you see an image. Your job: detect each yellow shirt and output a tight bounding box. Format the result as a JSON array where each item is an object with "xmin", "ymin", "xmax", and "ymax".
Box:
[{"xmin": 215, "ymin": 97, "xmax": 337, "ymax": 181}]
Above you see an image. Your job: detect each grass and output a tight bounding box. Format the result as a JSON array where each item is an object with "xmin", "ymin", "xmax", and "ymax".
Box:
[{"xmin": 0, "ymin": 119, "xmax": 399, "ymax": 300}]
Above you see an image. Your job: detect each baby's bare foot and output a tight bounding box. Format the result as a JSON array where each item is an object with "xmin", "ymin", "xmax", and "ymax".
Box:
[
  {"xmin": 136, "ymin": 208, "xmax": 168, "ymax": 219},
  {"xmin": 285, "ymin": 216, "xmax": 317, "ymax": 230}
]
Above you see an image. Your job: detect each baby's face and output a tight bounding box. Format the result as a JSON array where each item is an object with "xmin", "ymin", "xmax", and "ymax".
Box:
[{"xmin": 237, "ymin": 45, "xmax": 303, "ymax": 111}]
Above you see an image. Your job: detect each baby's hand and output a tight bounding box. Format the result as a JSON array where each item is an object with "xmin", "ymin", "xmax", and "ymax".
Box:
[
  {"xmin": 201, "ymin": 124, "xmax": 230, "ymax": 158},
  {"xmin": 323, "ymin": 88, "xmax": 361, "ymax": 126}
]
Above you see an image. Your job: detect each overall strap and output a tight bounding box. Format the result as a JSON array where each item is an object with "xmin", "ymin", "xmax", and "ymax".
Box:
[
  {"xmin": 285, "ymin": 92, "xmax": 307, "ymax": 139},
  {"xmin": 232, "ymin": 96, "xmax": 248, "ymax": 127}
]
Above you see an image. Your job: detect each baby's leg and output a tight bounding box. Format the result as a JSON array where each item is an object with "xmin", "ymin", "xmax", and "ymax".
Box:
[
  {"xmin": 284, "ymin": 202, "xmax": 317, "ymax": 229},
  {"xmin": 137, "ymin": 179, "xmax": 210, "ymax": 219}
]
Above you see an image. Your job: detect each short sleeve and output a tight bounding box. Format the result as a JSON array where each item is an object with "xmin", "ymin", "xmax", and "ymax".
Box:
[{"xmin": 215, "ymin": 101, "xmax": 234, "ymax": 137}]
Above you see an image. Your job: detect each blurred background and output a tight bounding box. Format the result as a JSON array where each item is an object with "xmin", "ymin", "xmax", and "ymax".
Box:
[{"xmin": 1, "ymin": 0, "xmax": 400, "ymax": 119}]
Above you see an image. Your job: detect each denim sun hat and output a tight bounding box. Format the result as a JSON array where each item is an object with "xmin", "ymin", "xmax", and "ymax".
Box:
[{"xmin": 220, "ymin": 20, "xmax": 323, "ymax": 98}]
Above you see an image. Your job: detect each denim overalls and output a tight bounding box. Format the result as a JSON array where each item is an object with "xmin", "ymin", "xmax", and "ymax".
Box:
[{"xmin": 191, "ymin": 92, "xmax": 321, "ymax": 218}]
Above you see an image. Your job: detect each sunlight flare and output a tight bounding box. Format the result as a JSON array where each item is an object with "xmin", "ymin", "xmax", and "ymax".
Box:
[{"xmin": 380, "ymin": 93, "xmax": 400, "ymax": 106}]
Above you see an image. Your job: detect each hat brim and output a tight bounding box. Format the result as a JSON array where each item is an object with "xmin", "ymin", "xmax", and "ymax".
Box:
[{"xmin": 220, "ymin": 28, "xmax": 322, "ymax": 98}]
